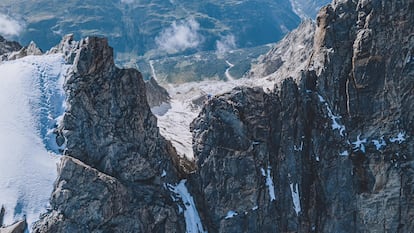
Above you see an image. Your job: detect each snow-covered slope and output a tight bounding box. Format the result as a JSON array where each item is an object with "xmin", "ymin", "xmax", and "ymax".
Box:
[
  {"xmin": 0, "ymin": 54, "xmax": 68, "ymax": 228},
  {"xmin": 152, "ymin": 74, "xmax": 277, "ymax": 161}
]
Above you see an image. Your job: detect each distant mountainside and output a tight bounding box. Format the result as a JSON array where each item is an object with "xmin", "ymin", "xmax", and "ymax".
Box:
[
  {"xmin": 0, "ymin": 0, "xmax": 299, "ymax": 56},
  {"xmin": 0, "ymin": 0, "xmax": 330, "ymax": 83}
]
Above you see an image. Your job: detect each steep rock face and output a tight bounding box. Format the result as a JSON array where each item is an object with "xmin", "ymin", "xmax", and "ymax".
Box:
[
  {"xmin": 0, "ymin": 36, "xmax": 22, "ymax": 55},
  {"xmin": 145, "ymin": 77, "xmax": 171, "ymax": 108},
  {"xmin": 246, "ymin": 20, "xmax": 315, "ymax": 84},
  {"xmin": 189, "ymin": 0, "xmax": 413, "ymax": 232},
  {"xmin": 0, "ymin": 36, "xmax": 22, "ymax": 61},
  {"xmin": 33, "ymin": 37, "xmax": 187, "ymax": 232},
  {"xmin": 190, "ymin": 86, "xmax": 281, "ymax": 232}
]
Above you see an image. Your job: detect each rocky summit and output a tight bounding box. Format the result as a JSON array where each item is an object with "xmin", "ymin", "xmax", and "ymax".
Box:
[
  {"xmin": 0, "ymin": 0, "xmax": 413, "ymax": 232},
  {"xmin": 32, "ymin": 36, "xmax": 187, "ymax": 233},
  {"xmin": 188, "ymin": 0, "xmax": 414, "ymax": 232}
]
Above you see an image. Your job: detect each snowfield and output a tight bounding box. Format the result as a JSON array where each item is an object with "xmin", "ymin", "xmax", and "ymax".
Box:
[
  {"xmin": 152, "ymin": 75, "xmax": 277, "ymax": 161},
  {"xmin": 0, "ymin": 54, "xmax": 68, "ymax": 229}
]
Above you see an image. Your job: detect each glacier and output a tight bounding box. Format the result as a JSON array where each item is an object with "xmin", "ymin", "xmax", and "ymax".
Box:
[{"xmin": 0, "ymin": 54, "xmax": 68, "ymax": 229}]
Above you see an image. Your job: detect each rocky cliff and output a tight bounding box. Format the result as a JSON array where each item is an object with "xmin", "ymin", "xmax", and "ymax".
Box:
[
  {"xmin": 2, "ymin": 0, "xmax": 412, "ymax": 232},
  {"xmin": 32, "ymin": 36, "xmax": 188, "ymax": 233},
  {"xmin": 188, "ymin": 0, "xmax": 413, "ymax": 232}
]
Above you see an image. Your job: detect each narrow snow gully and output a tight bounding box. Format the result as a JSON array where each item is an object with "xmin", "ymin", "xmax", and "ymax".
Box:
[
  {"xmin": 167, "ymin": 180, "xmax": 207, "ymax": 233},
  {"xmin": 225, "ymin": 60, "xmax": 235, "ymax": 81},
  {"xmin": 0, "ymin": 54, "xmax": 69, "ymax": 229}
]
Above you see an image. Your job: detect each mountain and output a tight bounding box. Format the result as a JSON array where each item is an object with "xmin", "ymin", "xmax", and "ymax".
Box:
[
  {"xmin": 0, "ymin": 0, "xmax": 413, "ymax": 232},
  {"xmin": 0, "ymin": 0, "xmax": 303, "ymax": 57},
  {"xmin": 0, "ymin": 0, "xmax": 330, "ymax": 83}
]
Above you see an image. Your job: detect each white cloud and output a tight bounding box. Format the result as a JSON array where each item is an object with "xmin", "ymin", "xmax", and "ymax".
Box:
[
  {"xmin": 0, "ymin": 13, "xmax": 23, "ymax": 37},
  {"xmin": 216, "ymin": 34, "xmax": 236, "ymax": 57},
  {"xmin": 155, "ymin": 18, "xmax": 202, "ymax": 54}
]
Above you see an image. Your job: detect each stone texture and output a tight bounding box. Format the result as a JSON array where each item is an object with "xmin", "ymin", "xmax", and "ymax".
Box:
[
  {"xmin": 0, "ymin": 220, "xmax": 26, "ymax": 233},
  {"xmin": 246, "ymin": 20, "xmax": 315, "ymax": 84},
  {"xmin": 33, "ymin": 156, "xmax": 183, "ymax": 233},
  {"xmin": 0, "ymin": 36, "xmax": 22, "ymax": 61},
  {"xmin": 188, "ymin": 0, "xmax": 414, "ymax": 232},
  {"xmin": 33, "ymin": 37, "xmax": 187, "ymax": 232},
  {"xmin": 145, "ymin": 77, "xmax": 171, "ymax": 108}
]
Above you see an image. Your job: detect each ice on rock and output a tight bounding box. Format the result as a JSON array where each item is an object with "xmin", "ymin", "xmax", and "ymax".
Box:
[
  {"xmin": 340, "ymin": 150, "xmax": 349, "ymax": 156},
  {"xmin": 225, "ymin": 210, "xmax": 238, "ymax": 219},
  {"xmin": 261, "ymin": 166, "xmax": 276, "ymax": 202},
  {"xmin": 390, "ymin": 132, "xmax": 406, "ymax": 144},
  {"xmin": 289, "ymin": 183, "xmax": 301, "ymax": 216},
  {"xmin": 167, "ymin": 180, "xmax": 207, "ymax": 233},
  {"xmin": 352, "ymin": 134, "xmax": 367, "ymax": 153},
  {"xmin": 372, "ymin": 137, "xmax": 387, "ymax": 150}
]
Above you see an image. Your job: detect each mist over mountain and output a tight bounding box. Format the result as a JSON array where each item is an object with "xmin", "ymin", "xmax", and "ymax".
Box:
[{"xmin": 0, "ymin": 0, "xmax": 328, "ymax": 58}]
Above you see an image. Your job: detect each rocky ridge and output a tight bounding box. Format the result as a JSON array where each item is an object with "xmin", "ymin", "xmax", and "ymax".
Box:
[
  {"xmin": 0, "ymin": 0, "xmax": 412, "ymax": 232},
  {"xmin": 32, "ymin": 36, "xmax": 190, "ymax": 233},
  {"xmin": 187, "ymin": 0, "xmax": 413, "ymax": 232},
  {"xmin": 246, "ymin": 20, "xmax": 316, "ymax": 84}
]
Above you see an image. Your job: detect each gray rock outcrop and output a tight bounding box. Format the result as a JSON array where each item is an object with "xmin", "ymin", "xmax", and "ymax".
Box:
[
  {"xmin": 188, "ymin": 0, "xmax": 414, "ymax": 232},
  {"xmin": 0, "ymin": 36, "xmax": 22, "ymax": 61},
  {"xmin": 0, "ymin": 220, "xmax": 26, "ymax": 233},
  {"xmin": 145, "ymin": 77, "xmax": 171, "ymax": 108},
  {"xmin": 26, "ymin": 0, "xmax": 414, "ymax": 232},
  {"xmin": 246, "ymin": 20, "xmax": 316, "ymax": 84},
  {"xmin": 33, "ymin": 37, "xmax": 187, "ymax": 233}
]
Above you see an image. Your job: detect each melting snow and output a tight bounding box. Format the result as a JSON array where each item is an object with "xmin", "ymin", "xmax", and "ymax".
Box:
[
  {"xmin": 167, "ymin": 180, "xmax": 207, "ymax": 233},
  {"xmin": 225, "ymin": 60, "xmax": 235, "ymax": 81},
  {"xmin": 224, "ymin": 210, "xmax": 238, "ymax": 219},
  {"xmin": 294, "ymin": 141, "xmax": 303, "ymax": 151},
  {"xmin": 289, "ymin": 183, "xmax": 301, "ymax": 216},
  {"xmin": 318, "ymin": 94, "xmax": 346, "ymax": 136},
  {"xmin": 261, "ymin": 166, "xmax": 276, "ymax": 201},
  {"xmin": 372, "ymin": 137, "xmax": 387, "ymax": 150},
  {"xmin": 0, "ymin": 54, "xmax": 68, "ymax": 228},
  {"xmin": 340, "ymin": 150, "xmax": 349, "ymax": 156},
  {"xmin": 390, "ymin": 132, "xmax": 406, "ymax": 144},
  {"xmin": 161, "ymin": 169, "xmax": 167, "ymax": 177},
  {"xmin": 352, "ymin": 134, "xmax": 367, "ymax": 153},
  {"xmin": 326, "ymin": 106, "xmax": 346, "ymax": 136}
]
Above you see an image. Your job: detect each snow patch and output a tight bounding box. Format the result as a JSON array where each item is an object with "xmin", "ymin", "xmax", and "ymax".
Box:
[
  {"xmin": 372, "ymin": 137, "xmax": 387, "ymax": 150},
  {"xmin": 340, "ymin": 150, "xmax": 349, "ymax": 156},
  {"xmin": 289, "ymin": 183, "xmax": 301, "ymax": 216},
  {"xmin": 161, "ymin": 169, "xmax": 167, "ymax": 178},
  {"xmin": 326, "ymin": 106, "xmax": 346, "ymax": 136},
  {"xmin": 390, "ymin": 132, "xmax": 406, "ymax": 144},
  {"xmin": 294, "ymin": 141, "xmax": 303, "ymax": 151},
  {"xmin": 261, "ymin": 166, "xmax": 276, "ymax": 202},
  {"xmin": 352, "ymin": 134, "xmax": 367, "ymax": 153},
  {"xmin": 224, "ymin": 210, "xmax": 238, "ymax": 219},
  {"xmin": 167, "ymin": 180, "xmax": 207, "ymax": 233},
  {"xmin": 0, "ymin": 54, "xmax": 67, "ymax": 229},
  {"xmin": 224, "ymin": 60, "xmax": 235, "ymax": 81},
  {"xmin": 318, "ymin": 94, "xmax": 346, "ymax": 136}
]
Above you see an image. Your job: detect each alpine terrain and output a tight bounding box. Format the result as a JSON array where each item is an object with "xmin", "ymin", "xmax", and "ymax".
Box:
[{"xmin": 0, "ymin": 0, "xmax": 413, "ymax": 232}]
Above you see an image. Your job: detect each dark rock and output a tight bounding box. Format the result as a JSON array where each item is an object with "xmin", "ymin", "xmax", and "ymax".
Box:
[
  {"xmin": 33, "ymin": 156, "xmax": 184, "ymax": 233},
  {"xmin": 0, "ymin": 206, "xmax": 4, "ymax": 226},
  {"xmin": 61, "ymin": 36, "xmax": 183, "ymax": 182},
  {"xmin": 145, "ymin": 77, "xmax": 171, "ymax": 108},
  {"xmin": 188, "ymin": 0, "xmax": 414, "ymax": 232},
  {"xmin": 0, "ymin": 35, "xmax": 22, "ymax": 61},
  {"xmin": 33, "ymin": 37, "xmax": 188, "ymax": 232},
  {"xmin": 0, "ymin": 220, "xmax": 26, "ymax": 233}
]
